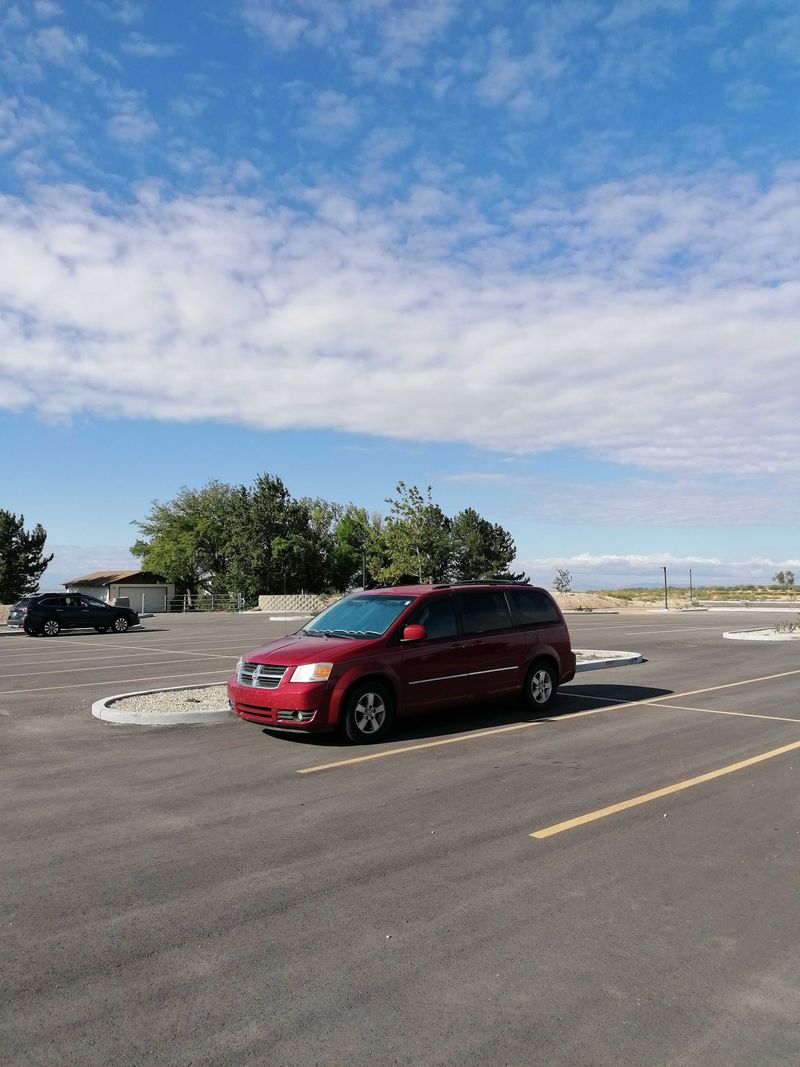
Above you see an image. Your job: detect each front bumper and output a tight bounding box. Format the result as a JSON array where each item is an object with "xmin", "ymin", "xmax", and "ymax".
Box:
[{"xmin": 227, "ymin": 674, "xmax": 334, "ymax": 731}]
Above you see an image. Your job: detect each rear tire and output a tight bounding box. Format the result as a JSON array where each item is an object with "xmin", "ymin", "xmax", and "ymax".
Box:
[
  {"xmin": 524, "ymin": 660, "xmax": 557, "ymax": 711},
  {"xmin": 342, "ymin": 682, "xmax": 395, "ymax": 743},
  {"xmin": 94, "ymin": 625, "xmax": 109, "ymax": 633},
  {"xmin": 42, "ymin": 618, "xmax": 60, "ymax": 637},
  {"xmin": 23, "ymin": 622, "xmax": 39, "ymax": 636}
]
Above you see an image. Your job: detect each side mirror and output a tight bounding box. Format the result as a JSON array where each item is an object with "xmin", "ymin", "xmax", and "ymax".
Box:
[{"xmin": 402, "ymin": 623, "xmax": 426, "ymax": 642}]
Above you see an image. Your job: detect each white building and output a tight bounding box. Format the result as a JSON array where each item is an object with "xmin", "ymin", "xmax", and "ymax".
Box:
[{"xmin": 64, "ymin": 570, "xmax": 176, "ymax": 613}]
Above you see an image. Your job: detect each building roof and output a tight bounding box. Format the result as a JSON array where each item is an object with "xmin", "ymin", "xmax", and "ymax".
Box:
[{"xmin": 65, "ymin": 570, "xmax": 166, "ymax": 586}]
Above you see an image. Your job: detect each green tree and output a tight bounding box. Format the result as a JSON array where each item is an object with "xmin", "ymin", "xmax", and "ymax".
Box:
[
  {"xmin": 332, "ymin": 506, "xmax": 386, "ymax": 588},
  {"xmin": 553, "ymin": 567, "xmax": 573, "ymax": 593},
  {"xmin": 380, "ymin": 483, "xmax": 451, "ymax": 584},
  {"xmin": 131, "ymin": 481, "xmax": 235, "ymax": 596},
  {"xmin": 0, "ymin": 511, "xmax": 54, "ymax": 602},
  {"xmin": 448, "ymin": 507, "xmax": 518, "ymax": 581},
  {"xmin": 774, "ymin": 570, "xmax": 796, "ymax": 599},
  {"xmin": 224, "ymin": 474, "xmax": 295, "ymax": 602}
]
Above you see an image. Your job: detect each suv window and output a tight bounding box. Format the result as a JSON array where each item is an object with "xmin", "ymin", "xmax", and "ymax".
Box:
[
  {"xmin": 80, "ymin": 595, "xmax": 107, "ymax": 608},
  {"xmin": 408, "ymin": 597, "xmax": 459, "ymax": 640},
  {"xmin": 39, "ymin": 596, "xmax": 64, "ymax": 607},
  {"xmin": 457, "ymin": 591, "xmax": 513, "ymax": 634},
  {"xmin": 508, "ymin": 590, "xmax": 561, "ymax": 625}
]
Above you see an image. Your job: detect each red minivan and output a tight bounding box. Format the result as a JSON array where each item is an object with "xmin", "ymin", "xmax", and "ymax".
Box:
[{"xmin": 227, "ymin": 582, "xmax": 575, "ymax": 743}]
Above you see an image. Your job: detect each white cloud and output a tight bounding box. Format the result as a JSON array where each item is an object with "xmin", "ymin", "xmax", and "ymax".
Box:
[
  {"xmin": 91, "ymin": 1, "xmax": 144, "ymax": 24},
  {"xmin": 521, "ymin": 551, "xmax": 800, "ymax": 590},
  {"xmin": 0, "ymin": 169, "xmax": 799, "ymax": 479},
  {"xmin": 121, "ymin": 33, "xmax": 180, "ymax": 59},
  {"xmin": 242, "ymin": 0, "xmax": 457, "ymax": 80},
  {"xmin": 33, "ymin": 25, "xmax": 88, "ymax": 65},
  {"xmin": 34, "ymin": 1, "xmax": 62, "ymax": 20},
  {"xmin": 40, "ymin": 545, "xmax": 140, "ymax": 590},
  {"xmin": 107, "ymin": 98, "xmax": 158, "ymax": 142},
  {"xmin": 301, "ymin": 90, "xmax": 361, "ymax": 142}
]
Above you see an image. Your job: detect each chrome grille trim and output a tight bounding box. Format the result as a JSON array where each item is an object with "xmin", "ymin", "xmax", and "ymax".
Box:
[{"xmin": 237, "ymin": 662, "xmax": 288, "ymax": 689}]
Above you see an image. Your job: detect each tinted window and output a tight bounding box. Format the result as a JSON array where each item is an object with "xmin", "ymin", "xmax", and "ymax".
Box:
[
  {"xmin": 508, "ymin": 590, "xmax": 560, "ymax": 625},
  {"xmin": 80, "ymin": 596, "xmax": 108, "ymax": 608},
  {"xmin": 40, "ymin": 596, "xmax": 64, "ymax": 607},
  {"xmin": 457, "ymin": 591, "xmax": 513, "ymax": 633},
  {"xmin": 408, "ymin": 597, "xmax": 458, "ymax": 640},
  {"xmin": 13, "ymin": 598, "xmax": 33, "ymax": 608}
]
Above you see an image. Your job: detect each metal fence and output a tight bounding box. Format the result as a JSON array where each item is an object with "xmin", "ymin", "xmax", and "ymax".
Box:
[{"xmin": 163, "ymin": 593, "xmax": 253, "ymax": 613}]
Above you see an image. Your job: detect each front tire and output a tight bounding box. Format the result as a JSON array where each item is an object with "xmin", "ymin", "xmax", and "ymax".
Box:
[
  {"xmin": 524, "ymin": 660, "xmax": 557, "ymax": 711},
  {"xmin": 42, "ymin": 618, "xmax": 61, "ymax": 637},
  {"xmin": 343, "ymin": 682, "xmax": 395, "ymax": 743},
  {"xmin": 112, "ymin": 615, "xmax": 129, "ymax": 633}
]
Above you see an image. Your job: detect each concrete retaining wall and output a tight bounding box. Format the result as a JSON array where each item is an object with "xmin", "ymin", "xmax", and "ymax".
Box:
[{"xmin": 256, "ymin": 593, "xmax": 340, "ymax": 614}]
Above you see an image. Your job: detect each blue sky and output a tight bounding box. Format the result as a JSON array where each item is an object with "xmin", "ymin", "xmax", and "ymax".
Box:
[{"xmin": 1, "ymin": 0, "xmax": 799, "ymax": 590}]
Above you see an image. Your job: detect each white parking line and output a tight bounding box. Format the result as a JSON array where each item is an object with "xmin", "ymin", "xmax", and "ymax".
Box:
[
  {"xmin": 0, "ymin": 669, "xmax": 231, "ymax": 696},
  {"xmin": 2, "ymin": 652, "xmax": 237, "ymax": 680},
  {"xmin": 621, "ymin": 626, "xmax": 718, "ymax": 636}
]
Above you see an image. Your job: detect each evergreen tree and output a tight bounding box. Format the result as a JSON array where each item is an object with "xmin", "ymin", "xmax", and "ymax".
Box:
[{"xmin": 0, "ymin": 511, "xmax": 54, "ymax": 602}]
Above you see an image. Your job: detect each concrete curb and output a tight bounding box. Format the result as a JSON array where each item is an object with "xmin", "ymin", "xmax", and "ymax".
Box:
[
  {"xmin": 574, "ymin": 650, "xmax": 643, "ymax": 671},
  {"xmin": 563, "ymin": 610, "xmax": 619, "ymax": 616},
  {"xmin": 723, "ymin": 628, "xmax": 800, "ymax": 642},
  {"xmin": 92, "ymin": 682, "xmax": 234, "ymax": 726},
  {"xmin": 0, "ymin": 626, "xmax": 25, "ymax": 637}
]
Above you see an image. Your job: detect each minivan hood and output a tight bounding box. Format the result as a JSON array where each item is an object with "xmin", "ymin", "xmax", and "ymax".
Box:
[{"xmin": 242, "ymin": 631, "xmax": 378, "ymax": 665}]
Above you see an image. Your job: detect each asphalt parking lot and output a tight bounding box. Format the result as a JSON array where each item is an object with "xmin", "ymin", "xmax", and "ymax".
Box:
[{"xmin": 2, "ymin": 610, "xmax": 799, "ymax": 1066}]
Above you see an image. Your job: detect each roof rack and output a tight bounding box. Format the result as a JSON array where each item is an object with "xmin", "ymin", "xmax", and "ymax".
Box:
[{"xmin": 443, "ymin": 578, "xmax": 531, "ymax": 587}]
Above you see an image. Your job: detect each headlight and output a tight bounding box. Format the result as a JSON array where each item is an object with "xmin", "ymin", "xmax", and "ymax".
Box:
[{"xmin": 289, "ymin": 662, "xmax": 333, "ymax": 683}]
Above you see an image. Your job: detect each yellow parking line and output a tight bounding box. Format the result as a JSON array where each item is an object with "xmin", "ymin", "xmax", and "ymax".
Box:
[
  {"xmin": 296, "ymin": 720, "xmax": 546, "ymax": 774},
  {"xmin": 531, "ymin": 738, "xmax": 800, "ymax": 839}
]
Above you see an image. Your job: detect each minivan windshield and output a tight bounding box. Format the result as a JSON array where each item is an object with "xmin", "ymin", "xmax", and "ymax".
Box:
[{"xmin": 303, "ymin": 595, "xmax": 416, "ymax": 638}]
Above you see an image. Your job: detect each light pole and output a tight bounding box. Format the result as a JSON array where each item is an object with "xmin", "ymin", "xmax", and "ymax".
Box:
[{"xmin": 662, "ymin": 566, "xmax": 668, "ymax": 609}]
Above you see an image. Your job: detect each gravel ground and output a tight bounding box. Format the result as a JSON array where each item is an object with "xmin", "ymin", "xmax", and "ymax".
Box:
[{"xmin": 110, "ymin": 684, "xmax": 229, "ymax": 713}]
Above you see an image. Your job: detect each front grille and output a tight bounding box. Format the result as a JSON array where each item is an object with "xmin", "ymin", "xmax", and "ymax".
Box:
[{"xmin": 237, "ymin": 661, "xmax": 288, "ymax": 689}]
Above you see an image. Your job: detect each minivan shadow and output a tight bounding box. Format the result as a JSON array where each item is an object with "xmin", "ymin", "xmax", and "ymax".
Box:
[{"xmin": 261, "ymin": 683, "xmax": 674, "ymax": 748}]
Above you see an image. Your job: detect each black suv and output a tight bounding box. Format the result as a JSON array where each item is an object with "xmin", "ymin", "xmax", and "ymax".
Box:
[{"xmin": 8, "ymin": 594, "xmax": 140, "ymax": 637}]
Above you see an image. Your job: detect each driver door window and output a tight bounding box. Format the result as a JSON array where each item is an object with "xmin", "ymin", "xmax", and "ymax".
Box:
[{"xmin": 408, "ymin": 598, "xmax": 459, "ymax": 640}]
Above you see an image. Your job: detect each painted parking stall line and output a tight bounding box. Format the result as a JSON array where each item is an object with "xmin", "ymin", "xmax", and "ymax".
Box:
[
  {"xmin": 296, "ymin": 666, "xmax": 800, "ymax": 775},
  {"xmin": 531, "ymin": 739, "xmax": 800, "ymax": 839}
]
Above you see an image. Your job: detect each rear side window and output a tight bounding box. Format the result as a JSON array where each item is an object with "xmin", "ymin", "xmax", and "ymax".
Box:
[
  {"xmin": 408, "ymin": 597, "xmax": 459, "ymax": 640},
  {"xmin": 39, "ymin": 596, "xmax": 64, "ymax": 607},
  {"xmin": 508, "ymin": 590, "xmax": 561, "ymax": 625},
  {"xmin": 457, "ymin": 591, "xmax": 513, "ymax": 633}
]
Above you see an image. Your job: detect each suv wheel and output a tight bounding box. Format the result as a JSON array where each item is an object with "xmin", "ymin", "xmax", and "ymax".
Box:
[
  {"xmin": 23, "ymin": 622, "xmax": 40, "ymax": 636},
  {"xmin": 42, "ymin": 618, "xmax": 61, "ymax": 637},
  {"xmin": 112, "ymin": 615, "xmax": 130, "ymax": 633},
  {"xmin": 524, "ymin": 660, "xmax": 557, "ymax": 710},
  {"xmin": 343, "ymin": 681, "xmax": 395, "ymax": 743},
  {"xmin": 94, "ymin": 625, "xmax": 109, "ymax": 633}
]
